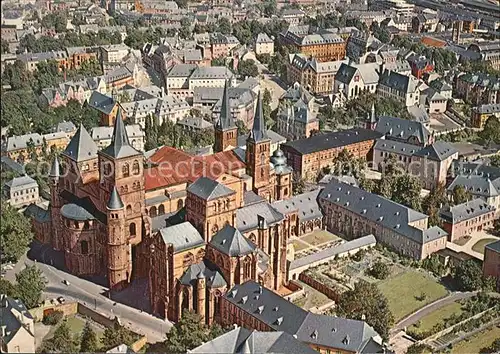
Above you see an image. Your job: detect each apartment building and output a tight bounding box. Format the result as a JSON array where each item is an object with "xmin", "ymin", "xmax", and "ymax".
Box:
[
  {"xmin": 5, "ymin": 132, "xmax": 69, "ymax": 163},
  {"xmin": 471, "ymin": 104, "xmax": 500, "ymax": 129},
  {"xmin": 0, "ymin": 295, "xmax": 35, "ymax": 354},
  {"xmin": 455, "ymin": 72, "xmax": 500, "ymax": 106},
  {"xmin": 377, "ymin": 69, "xmax": 420, "ymax": 107},
  {"xmin": 255, "ymin": 32, "xmax": 274, "ymax": 55},
  {"xmin": 287, "ymin": 53, "xmax": 347, "ymax": 95},
  {"xmin": 281, "ymin": 128, "xmax": 382, "ymax": 181},
  {"xmin": 319, "ymin": 180, "xmax": 448, "ymax": 260},
  {"xmin": 100, "ymin": 44, "xmax": 131, "ymax": 63},
  {"xmin": 440, "ymin": 199, "xmax": 496, "ymax": 242},
  {"xmin": 279, "ymin": 25, "xmax": 347, "ymax": 62},
  {"xmin": 3, "ymin": 175, "xmax": 39, "ymax": 208}
]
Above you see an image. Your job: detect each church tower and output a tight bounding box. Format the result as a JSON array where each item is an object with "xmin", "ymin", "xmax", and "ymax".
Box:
[
  {"xmin": 98, "ymin": 108, "xmax": 145, "ymax": 288},
  {"xmin": 246, "ymin": 92, "xmax": 274, "ymax": 201},
  {"xmin": 49, "ymin": 156, "xmax": 62, "ymax": 250},
  {"xmin": 106, "ymin": 186, "xmax": 129, "ymax": 291},
  {"xmin": 214, "ymin": 80, "xmax": 238, "ymax": 153},
  {"xmin": 365, "ymin": 103, "xmax": 377, "ymax": 130}
]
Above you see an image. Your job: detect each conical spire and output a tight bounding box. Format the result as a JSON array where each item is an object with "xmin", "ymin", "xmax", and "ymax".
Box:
[
  {"xmin": 49, "ymin": 156, "xmax": 60, "ymax": 179},
  {"xmin": 107, "ymin": 186, "xmax": 124, "ymax": 210},
  {"xmin": 248, "ymin": 91, "xmax": 268, "ymax": 142},
  {"xmin": 100, "ymin": 108, "xmax": 139, "ymax": 159},
  {"xmin": 370, "ymin": 103, "xmax": 376, "ymax": 123},
  {"xmin": 63, "ymin": 123, "xmax": 98, "ymax": 162},
  {"xmin": 215, "ymin": 80, "xmax": 236, "ymax": 131}
]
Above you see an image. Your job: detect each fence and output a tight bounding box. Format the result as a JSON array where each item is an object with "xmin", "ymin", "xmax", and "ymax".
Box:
[{"xmin": 299, "ymin": 272, "xmax": 343, "ymax": 302}]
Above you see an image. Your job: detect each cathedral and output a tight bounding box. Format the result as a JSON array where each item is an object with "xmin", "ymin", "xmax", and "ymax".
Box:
[{"xmin": 42, "ymin": 81, "xmax": 297, "ymax": 324}]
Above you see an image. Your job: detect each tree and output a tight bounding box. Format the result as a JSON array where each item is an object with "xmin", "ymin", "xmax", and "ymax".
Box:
[
  {"xmin": 422, "ymin": 183, "xmax": 448, "ymax": 226},
  {"xmin": 480, "ymin": 116, "xmax": 500, "ymax": 144},
  {"xmin": 452, "ymin": 185, "xmax": 471, "ymax": 205},
  {"xmin": 336, "ymin": 281, "xmax": 394, "ymax": 340},
  {"xmin": 368, "ymin": 261, "xmax": 390, "ymax": 280},
  {"xmin": 1, "ymin": 39, "xmax": 8, "ymax": 54},
  {"xmin": 164, "ymin": 311, "xmax": 211, "ymax": 352},
  {"xmin": 217, "ymin": 17, "xmax": 232, "ymax": 35},
  {"xmin": 0, "ymin": 202, "xmax": 34, "ymax": 262},
  {"xmin": 388, "ymin": 174, "xmax": 423, "ymax": 211},
  {"xmin": 80, "ymin": 322, "xmax": 99, "ymax": 352},
  {"xmin": 15, "ymin": 265, "xmax": 46, "ymax": 309},
  {"xmin": 453, "ymin": 259, "xmax": 484, "ymax": 291},
  {"xmin": 0, "ymin": 279, "xmax": 18, "ymax": 298},
  {"xmin": 237, "ymin": 59, "xmax": 259, "ymax": 78},
  {"xmin": 480, "ymin": 338, "xmax": 500, "ymax": 354},
  {"xmin": 406, "ymin": 343, "xmax": 432, "ymax": 354},
  {"xmin": 292, "ymin": 175, "xmax": 305, "ymax": 195},
  {"xmin": 101, "ymin": 324, "xmax": 136, "ymax": 351},
  {"xmin": 332, "ymin": 149, "xmax": 365, "ymax": 178},
  {"xmin": 41, "ymin": 321, "xmax": 78, "ymax": 353},
  {"xmin": 490, "ymin": 155, "xmax": 500, "ymax": 168},
  {"xmin": 179, "ymin": 17, "xmax": 192, "ymax": 39}
]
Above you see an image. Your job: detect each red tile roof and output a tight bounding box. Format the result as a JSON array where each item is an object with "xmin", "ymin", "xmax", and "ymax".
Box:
[
  {"xmin": 144, "ymin": 146, "xmax": 246, "ymax": 191},
  {"xmin": 421, "ymin": 36, "xmax": 446, "ymax": 48}
]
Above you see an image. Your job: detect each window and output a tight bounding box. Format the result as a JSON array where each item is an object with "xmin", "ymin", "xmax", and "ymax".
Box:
[
  {"xmin": 150, "ymin": 206, "xmax": 157, "ymax": 217},
  {"xmin": 177, "ymin": 199, "xmax": 184, "ymax": 210},
  {"xmin": 126, "ymin": 205, "xmax": 132, "ymax": 215},
  {"xmin": 158, "ymin": 204, "xmax": 165, "ymax": 215},
  {"xmin": 122, "ymin": 163, "xmax": 130, "ymax": 177},
  {"xmin": 129, "ymin": 222, "xmax": 136, "ymax": 236},
  {"xmin": 81, "ymin": 240, "xmax": 89, "ymax": 254},
  {"xmin": 132, "ymin": 160, "xmax": 140, "ymax": 175}
]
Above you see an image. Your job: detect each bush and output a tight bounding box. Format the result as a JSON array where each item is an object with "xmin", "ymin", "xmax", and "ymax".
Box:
[
  {"xmin": 43, "ymin": 310, "xmax": 64, "ymax": 325},
  {"xmin": 368, "ymin": 261, "xmax": 390, "ymax": 280}
]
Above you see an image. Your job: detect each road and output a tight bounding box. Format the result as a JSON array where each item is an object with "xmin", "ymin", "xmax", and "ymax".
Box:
[
  {"xmin": 391, "ymin": 291, "xmax": 476, "ymax": 334},
  {"xmin": 12, "ymin": 243, "xmax": 170, "ymax": 343}
]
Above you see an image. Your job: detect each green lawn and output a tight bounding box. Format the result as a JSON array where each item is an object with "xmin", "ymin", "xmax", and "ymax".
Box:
[
  {"xmin": 64, "ymin": 316, "xmax": 104, "ymax": 340},
  {"xmin": 377, "ymin": 271, "xmax": 449, "ymax": 322},
  {"xmin": 471, "ymin": 238, "xmax": 498, "ymax": 254},
  {"xmin": 452, "ymin": 326, "xmax": 500, "ymax": 354},
  {"xmin": 408, "ymin": 302, "xmax": 463, "ymax": 334},
  {"xmin": 300, "ymin": 230, "xmax": 339, "ymax": 246}
]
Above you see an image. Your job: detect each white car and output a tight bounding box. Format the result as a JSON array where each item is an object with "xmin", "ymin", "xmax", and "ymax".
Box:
[
  {"xmin": 63, "ymin": 280, "xmax": 70, "ymax": 286},
  {"xmin": 57, "ymin": 297, "xmax": 65, "ymax": 304}
]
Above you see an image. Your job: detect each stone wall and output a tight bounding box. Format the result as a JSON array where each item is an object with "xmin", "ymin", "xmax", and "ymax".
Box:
[{"xmin": 299, "ymin": 273, "xmax": 343, "ymax": 302}]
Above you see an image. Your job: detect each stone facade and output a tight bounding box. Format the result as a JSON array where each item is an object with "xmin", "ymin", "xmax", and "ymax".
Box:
[{"xmin": 483, "ymin": 240, "xmax": 500, "ymax": 289}]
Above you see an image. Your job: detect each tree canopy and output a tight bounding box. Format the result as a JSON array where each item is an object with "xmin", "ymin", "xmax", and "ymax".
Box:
[
  {"xmin": 0, "ymin": 202, "xmax": 34, "ymax": 262},
  {"xmin": 453, "ymin": 259, "xmax": 490, "ymax": 291},
  {"xmin": 15, "ymin": 265, "xmax": 46, "ymax": 309},
  {"xmin": 336, "ymin": 281, "xmax": 394, "ymax": 340},
  {"xmin": 480, "ymin": 117, "xmax": 500, "ymax": 144}
]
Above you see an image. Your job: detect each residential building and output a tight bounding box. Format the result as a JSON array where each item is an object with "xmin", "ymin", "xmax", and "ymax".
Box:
[
  {"xmin": 281, "ymin": 9, "xmax": 306, "ymax": 25},
  {"xmin": 448, "ymin": 162, "xmax": 500, "ymax": 215},
  {"xmin": 276, "ymin": 100, "xmax": 319, "ymax": 140},
  {"xmin": 471, "ymin": 104, "xmax": 500, "ymax": 129},
  {"xmin": 319, "ymin": 180, "xmax": 448, "ymax": 259},
  {"xmin": 346, "ymin": 32, "xmax": 383, "ymax": 64},
  {"xmin": 287, "ymin": 54, "xmax": 347, "ymax": 95},
  {"xmin": 467, "ymin": 41, "xmax": 500, "ymax": 71},
  {"xmin": 377, "ymin": 69, "xmax": 420, "ymax": 107},
  {"xmin": 0, "ymin": 295, "xmax": 35, "ymax": 354},
  {"xmin": 373, "ymin": 140, "xmax": 458, "ymax": 189},
  {"xmin": 17, "ymin": 50, "xmax": 68, "ymax": 72},
  {"xmin": 100, "ymin": 44, "xmax": 131, "ymax": 63},
  {"xmin": 372, "ymin": 115, "xmax": 433, "ymax": 146},
  {"xmin": 3, "ymin": 175, "xmax": 39, "ymax": 208},
  {"xmin": 440, "ymin": 199, "xmax": 496, "ymax": 242},
  {"xmin": 5, "ymin": 132, "xmax": 69, "ymax": 163},
  {"xmin": 220, "ymin": 281, "xmax": 384, "ymax": 353},
  {"xmin": 255, "ymin": 33, "xmax": 274, "ymax": 55},
  {"xmin": 166, "ymin": 65, "xmax": 236, "ymax": 97},
  {"xmin": 281, "ymin": 128, "xmax": 383, "ymax": 181},
  {"xmin": 483, "ymin": 240, "xmax": 500, "ymax": 289},
  {"xmin": 369, "ymin": 0, "xmax": 415, "ymax": 16},
  {"xmin": 412, "ymin": 13, "xmax": 439, "ymax": 33},
  {"xmin": 189, "ymin": 327, "xmax": 318, "ymax": 354},
  {"xmin": 279, "ymin": 25, "xmax": 347, "ymax": 62},
  {"xmin": 209, "ymin": 33, "xmax": 241, "ymax": 59},
  {"xmin": 66, "ymin": 47, "xmax": 98, "ymax": 70},
  {"xmin": 455, "ymin": 72, "xmax": 500, "ymax": 105},
  {"xmin": 91, "ymin": 124, "xmax": 145, "ymax": 151},
  {"xmin": 407, "ymin": 54, "xmax": 434, "ymax": 80},
  {"xmin": 429, "ymin": 80, "xmax": 453, "ymax": 100}
]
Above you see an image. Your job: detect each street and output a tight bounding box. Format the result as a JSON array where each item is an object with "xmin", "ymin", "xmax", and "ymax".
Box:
[{"xmin": 9, "ymin": 243, "xmax": 170, "ymax": 343}]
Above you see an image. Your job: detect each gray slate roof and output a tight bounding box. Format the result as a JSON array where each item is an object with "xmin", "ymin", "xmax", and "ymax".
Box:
[
  {"xmin": 0, "ymin": 295, "xmax": 34, "ymax": 345},
  {"xmin": 378, "ymin": 70, "xmax": 418, "ymax": 93},
  {"xmin": 413, "ymin": 141, "xmax": 458, "ymax": 161},
  {"xmin": 272, "ymin": 189, "xmax": 322, "ymax": 222},
  {"xmin": 485, "ymin": 240, "xmax": 500, "ymax": 253},
  {"xmin": 440, "ymin": 198, "xmax": 495, "ymax": 224},
  {"xmin": 107, "ymin": 186, "xmax": 124, "ymax": 210},
  {"xmin": 187, "ymin": 177, "xmax": 235, "ymax": 201},
  {"xmin": 375, "ymin": 116, "xmax": 430, "ymax": 145},
  {"xmin": 447, "ymin": 175, "xmax": 499, "ymax": 198},
  {"xmin": 189, "ymin": 327, "xmax": 318, "ymax": 354},
  {"xmin": 236, "ymin": 200, "xmax": 284, "ymax": 233},
  {"xmin": 158, "ymin": 221, "xmax": 205, "ymax": 254},
  {"xmin": 224, "ymin": 281, "xmax": 382, "ymax": 353},
  {"xmin": 374, "ymin": 139, "xmax": 419, "ymax": 157},
  {"xmin": 63, "ymin": 124, "xmax": 99, "ymax": 162},
  {"xmin": 215, "ymin": 80, "xmax": 236, "ymax": 131},
  {"xmin": 4, "ymin": 175, "xmax": 37, "ymax": 189},
  {"xmin": 210, "ymin": 224, "xmax": 256, "ymax": 257},
  {"xmin": 179, "ymin": 259, "xmax": 227, "ymax": 288},
  {"xmin": 283, "ymin": 128, "xmax": 382, "ymax": 156},
  {"xmin": 319, "ymin": 181, "xmax": 447, "ymax": 244},
  {"xmin": 248, "ymin": 91, "xmax": 269, "ymax": 143},
  {"xmin": 24, "ymin": 203, "xmax": 51, "ymax": 223},
  {"xmin": 100, "ymin": 109, "xmax": 141, "ymax": 159}
]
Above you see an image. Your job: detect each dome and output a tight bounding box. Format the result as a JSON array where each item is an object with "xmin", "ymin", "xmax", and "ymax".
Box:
[
  {"xmin": 270, "ymin": 149, "xmax": 287, "ymax": 166},
  {"xmin": 61, "ymin": 203, "xmax": 96, "ymax": 221}
]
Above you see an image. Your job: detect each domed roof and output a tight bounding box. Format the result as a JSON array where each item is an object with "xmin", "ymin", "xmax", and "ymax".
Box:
[
  {"xmin": 61, "ymin": 203, "xmax": 96, "ymax": 221},
  {"xmin": 271, "ymin": 149, "xmax": 286, "ymax": 166}
]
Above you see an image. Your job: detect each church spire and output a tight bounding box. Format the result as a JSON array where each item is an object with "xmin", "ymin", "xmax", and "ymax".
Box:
[
  {"xmin": 248, "ymin": 91, "xmax": 268, "ymax": 142},
  {"xmin": 370, "ymin": 103, "xmax": 376, "ymax": 124},
  {"xmin": 49, "ymin": 156, "xmax": 60, "ymax": 179},
  {"xmin": 107, "ymin": 186, "xmax": 124, "ymax": 210},
  {"xmin": 100, "ymin": 108, "xmax": 139, "ymax": 159},
  {"xmin": 215, "ymin": 80, "xmax": 235, "ymax": 131}
]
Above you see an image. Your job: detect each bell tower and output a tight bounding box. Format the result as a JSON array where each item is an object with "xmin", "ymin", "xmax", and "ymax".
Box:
[
  {"xmin": 214, "ymin": 80, "xmax": 238, "ymax": 152},
  {"xmin": 49, "ymin": 156, "xmax": 62, "ymax": 250},
  {"xmin": 246, "ymin": 92, "xmax": 273, "ymax": 201},
  {"xmin": 98, "ymin": 108, "xmax": 145, "ymax": 288}
]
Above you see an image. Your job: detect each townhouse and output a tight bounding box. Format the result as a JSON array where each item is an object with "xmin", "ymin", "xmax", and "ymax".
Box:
[
  {"xmin": 3, "ymin": 175, "xmax": 39, "ymax": 208},
  {"xmin": 471, "ymin": 104, "xmax": 500, "ymax": 129},
  {"xmin": 255, "ymin": 32, "xmax": 274, "ymax": 55},
  {"xmin": 455, "ymin": 72, "xmax": 500, "ymax": 106}
]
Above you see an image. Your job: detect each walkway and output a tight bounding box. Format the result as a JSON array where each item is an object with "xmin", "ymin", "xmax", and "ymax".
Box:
[
  {"xmin": 391, "ymin": 292, "xmax": 476, "ymax": 334},
  {"xmin": 447, "ymin": 230, "xmax": 500, "ymax": 261}
]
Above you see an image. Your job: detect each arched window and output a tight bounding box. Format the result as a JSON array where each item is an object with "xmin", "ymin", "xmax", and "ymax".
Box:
[
  {"xmin": 260, "ymin": 153, "xmax": 266, "ymax": 165},
  {"xmin": 284, "ymin": 187, "xmax": 288, "ymax": 196},
  {"xmin": 83, "ymin": 221, "xmax": 90, "ymax": 230},
  {"xmin": 81, "ymin": 240, "xmax": 89, "ymax": 254},
  {"xmin": 177, "ymin": 199, "xmax": 184, "ymax": 210},
  {"xmin": 126, "ymin": 205, "xmax": 132, "ymax": 215},
  {"xmin": 122, "ymin": 163, "xmax": 130, "ymax": 177},
  {"xmin": 129, "ymin": 222, "xmax": 136, "ymax": 236},
  {"xmin": 132, "ymin": 160, "xmax": 140, "ymax": 175},
  {"xmin": 150, "ymin": 206, "xmax": 157, "ymax": 217},
  {"xmin": 74, "ymin": 221, "xmax": 79, "ymax": 229},
  {"xmin": 158, "ymin": 204, "xmax": 165, "ymax": 215}
]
